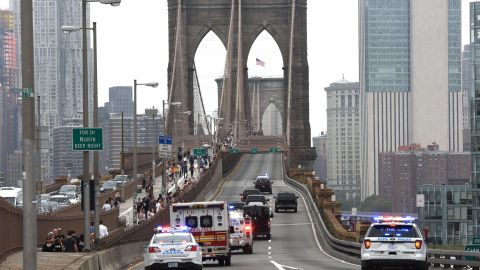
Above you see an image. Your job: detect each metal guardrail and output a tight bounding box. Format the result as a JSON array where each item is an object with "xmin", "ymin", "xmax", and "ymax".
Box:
[{"xmin": 283, "ymin": 174, "xmax": 480, "ymax": 269}]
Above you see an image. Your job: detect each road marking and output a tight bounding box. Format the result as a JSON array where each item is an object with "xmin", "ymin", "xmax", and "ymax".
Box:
[
  {"xmin": 281, "ymin": 154, "xmax": 359, "ymax": 267},
  {"xmin": 269, "ymin": 239, "xmax": 272, "ymax": 243},
  {"xmin": 127, "ymin": 260, "xmax": 143, "ymax": 270},
  {"xmin": 242, "ymin": 154, "xmax": 259, "ymax": 187},
  {"xmin": 268, "ymin": 251, "xmax": 272, "ymax": 255},
  {"xmin": 268, "ymin": 256, "xmax": 272, "ymax": 259},
  {"xmin": 270, "ymin": 260, "xmax": 303, "ymax": 270},
  {"xmin": 268, "ymin": 246, "xmax": 272, "ymax": 250},
  {"xmin": 271, "ymin": 222, "xmax": 311, "ymax": 227}
]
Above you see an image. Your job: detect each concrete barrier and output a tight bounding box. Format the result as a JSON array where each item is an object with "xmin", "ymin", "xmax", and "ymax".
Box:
[{"xmin": 67, "ymin": 242, "xmax": 144, "ymax": 270}]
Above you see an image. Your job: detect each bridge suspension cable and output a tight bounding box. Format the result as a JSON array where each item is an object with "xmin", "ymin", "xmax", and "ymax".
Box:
[
  {"xmin": 192, "ymin": 62, "xmax": 211, "ymax": 135},
  {"xmin": 286, "ymin": 0, "xmax": 296, "ymax": 147},
  {"xmin": 218, "ymin": 0, "xmax": 236, "ymax": 141},
  {"xmin": 234, "ymin": 0, "xmax": 244, "ymax": 144}
]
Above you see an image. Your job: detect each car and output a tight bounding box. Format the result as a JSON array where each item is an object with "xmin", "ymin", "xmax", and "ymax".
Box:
[
  {"xmin": 274, "ymin": 192, "xmax": 298, "ymax": 213},
  {"xmin": 254, "ymin": 176, "xmax": 273, "ymax": 194},
  {"xmin": 245, "ymin": 194, "xmax": 269, "ymax": 206},
  {"xmin": 240, "ymin": 189, "xmax": 261, "ymax": 202},
  {"xmin": 64, "ymin": 192, "xmax": 80, "ymax": 204},
  {"xmin": 58, "ymin": 184, "xmax": 77, "ymax": 195},
  {"xmin": 228, "ymin": 210, "xmax": 253, "ymax": 254},
  {"xmin": 242, "ymin": 205, "xmax": 273, "ymax": 240},
  {"xmin": 38, "ymin": 193, "xmax": 51, "ymax": 204},
  {"xmin": 100, "ymin": 180, "xmax": 117, "ymax": 193},
  {"xmin": 37, "ymin": 202, "xmax": 53, "ymax": 214},
  {"xmin": 144, "ymin": 226, "xmax": 202, "ymax": 270},
  {"xmin": 114, "ymin": 174, "xmax": 129, "ymax": 187},
  {"xmin": 228, "ymin": 201, "xmax": 245, "ymax": 211},
  {"xmin": 46, "ymin": 201, "xmax": 60, "ymax": 212},
  {"xmin": 48, "ymin": 194, "xmax": 71, "ymax": 208},
  {"xmin": 361, "ymin": 216, "xmax": 428, "ymax": 270}
]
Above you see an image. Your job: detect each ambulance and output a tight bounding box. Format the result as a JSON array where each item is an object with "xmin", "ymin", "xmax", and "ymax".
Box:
[
  {"xmin": 170, "ymin": 201, "xmax": 232, "ymax": 266},
  {"xmin": 228, "ymin": 209, "xmax": 253, "ymax": 254}
]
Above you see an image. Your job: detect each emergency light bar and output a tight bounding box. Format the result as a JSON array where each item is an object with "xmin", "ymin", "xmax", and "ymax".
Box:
[
  {"xmin": 228, "ymin": 205, "xmax": 235, "ymax": 210},
  {"xmin": 155, "ymin": 226, "xmax": 191, "ymax": 233},
  {"xmin": 373, "ymin": 216, "xmax": 414, "ymax": 223}
]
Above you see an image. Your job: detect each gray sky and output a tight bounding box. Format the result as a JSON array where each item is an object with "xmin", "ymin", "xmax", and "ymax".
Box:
[{"xmin": 0, "ymin": 0, "xmax": 474, "ymax": 139}]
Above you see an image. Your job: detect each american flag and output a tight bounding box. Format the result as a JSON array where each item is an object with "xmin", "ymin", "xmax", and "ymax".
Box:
[{"xmin": 256, "ymin": 58, "xmax": 265, "ymax": 67}]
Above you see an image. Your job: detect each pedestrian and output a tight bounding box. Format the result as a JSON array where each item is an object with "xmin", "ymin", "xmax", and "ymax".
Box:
[
  {"xmin": 63, "ymin": 230, "xmax": 78, "ymax": 252},
  {"xmin": 78, "ymin": 234, "xmax": 85, "ymax": 252},
  {"xmin": 52, "ymin": 232, "xmax": 64, "ymax": 252},
  {"xmin": 149, "ymin": 197, "xmax": 157, "ymax": 214},
  {"xmin": 190, "ymin": 165, "xmax": 194, "ymax": 178},
  {"xmin": 89, "ymin": 221, "xmax": 95, "ymax": 235},
  {"xmin": 99, "ymin": 220, "xmax": 108, "ymax": 238},
  {"xmin": 42, "ymin": 233, "xmax": 55, "ymax": 252},
  {"xmin": 143, "ymin": 197, "xmax": 150, "ymax": 220},
  {"xmin": 102, "ymin": 200, "xmax": 111, "ymax": 211}
]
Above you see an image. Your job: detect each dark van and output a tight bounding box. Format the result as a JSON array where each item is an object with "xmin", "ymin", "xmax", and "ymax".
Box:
[
  {"xmin": 242, "ymin": 205, "xmax": 273, "ymax": 240},
  {"xmin": 274, "ymin": 192, "xmax": 298, "ymax": 213}
]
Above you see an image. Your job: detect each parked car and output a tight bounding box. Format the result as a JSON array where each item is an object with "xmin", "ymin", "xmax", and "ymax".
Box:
[
  {"xmin": 46, "ymin": 201, "xmax": 60, "ymax": 212},
  {"xmin": 49, "ymin": 194, "xmax": 71, "ymax": 208},
  {"xmin": 114, "ymin": 175, "xmax": 129, "ymax": 187},
  {"xmin": 100, "ymin": 180, "xmax": 117, "ymax": 193},
  {"xmin": 38, "ymin": 193, "xmax": 51, "ymax": 204},
  {"xmin": 64, "ymin": 192, "xmax": 80, "ymax": 204},
  {"xmin": 58, "ymin": 184, "xmax": 77, "ymax": 195}
]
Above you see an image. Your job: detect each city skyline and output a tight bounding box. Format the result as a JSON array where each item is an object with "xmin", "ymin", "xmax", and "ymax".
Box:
[{"xmin": 0, "ymin": 0, "xmax": 475, "ymax": 139}]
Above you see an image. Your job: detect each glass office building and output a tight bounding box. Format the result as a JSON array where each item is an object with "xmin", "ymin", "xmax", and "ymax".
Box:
[{"xmin": 417, "ymin": 184, "xmax": 473, "ymax": 246}]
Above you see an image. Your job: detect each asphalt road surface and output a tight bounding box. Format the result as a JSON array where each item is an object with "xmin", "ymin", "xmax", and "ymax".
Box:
[{"xmin": 128, "ymin": 153, "xmax": 359, "ymax": 270}]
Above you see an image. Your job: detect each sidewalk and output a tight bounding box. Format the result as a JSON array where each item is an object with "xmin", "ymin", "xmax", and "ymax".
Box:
[{"xmin": 118, "ymin": 161, "xmax": 202, "ymax": 226}]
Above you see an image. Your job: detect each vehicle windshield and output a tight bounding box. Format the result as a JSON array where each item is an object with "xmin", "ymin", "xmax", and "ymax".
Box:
[
  {"xmin": 66, "ymin": 193, "xmax": 76, "ymax": 199},
  {"xmin": 153, "ymin": 234, "xmax": 193, "ymax": 244},
  {"xmin": 59, "ymin": 185, "xmax": 76, "ymax": 193},
  {"xmin": 367, "ymin": 224, "xmax": 419, "ymax": 238},
  {"xmin": 4, "ymin": 197, "xmax": 15, "ymax": 205},
  {"xmin": 103, "ymin": 181, "xmax": 116, "ymax": 188},
  {"xmin": 115, "ymin": 175, "xmax": 127, "ymax": 182},
  {"xmin": 50, "ymin": 197, "xmax": 68, "ymax": 204},
  {"xmin": 243, "ymin": 206, "xmax": 270, "ymax": 219},
  {"xmin": 277, "ymin": 193, "xmax": 296, "ymax": 200},
  {"xmin": 246, "ymin": 196, "xmax": 265, "ymax": 202},
  {"xmin": 243, "ymin": 190, "xmax": 260, "ymax": 196}
]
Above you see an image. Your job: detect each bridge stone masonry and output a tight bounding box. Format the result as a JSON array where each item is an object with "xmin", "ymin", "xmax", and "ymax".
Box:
[{"xmin": 166, "ymin": 0, "xmax": 316, "ymax": 171}]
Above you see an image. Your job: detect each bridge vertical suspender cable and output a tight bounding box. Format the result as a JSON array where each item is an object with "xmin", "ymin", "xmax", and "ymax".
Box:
[
  {"xmin": 235, "ymin": 0, "xmax": 244, "ymax": 144},
  {"xmin": 219, "ymin": 0, "xmax": 236, "ymax": 138},
  {"xmin": 286, "ymin": 0, "xmax": 296, "ymax": 148},
  {"xmin": 166, "ymin": 0, "xmax": 183, "ymax": 133}
]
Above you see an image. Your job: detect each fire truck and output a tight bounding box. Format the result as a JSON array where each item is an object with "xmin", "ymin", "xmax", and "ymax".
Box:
[{"xmin": 170, "ymin": 201, "xmax": 232, "ymax": 266}]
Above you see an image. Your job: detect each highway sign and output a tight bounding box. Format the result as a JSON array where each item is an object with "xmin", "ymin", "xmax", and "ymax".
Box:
[
  {"xmin": 194, "ymin": 148, "xmax": 206, "ymax": 157},
  {"xmin": 416, "ymin": 194, "xmax": 425, "ymax": 208},
  {"xmin": 269, "ymin": 147, "xmax": 278, "ymax": 152},
  {"xmin": 72, "ymin": 128, "xmax": 103, "ymax": 151},
  {"xmin": 229, "ymin": 148, "xmax": 239, "ymax": 154},
  {"xmin": 465, "ymin": 244, "xmax": 480, "ymax": 261},
  {"xmin": 251, "ymin": 147, "xmax": 258, "ymax": 154},
  {"xmin": 159, "ymin": 135, "xmax": 173, "ymax": 145},
  {"xmin": 351, "ymin": 208, "xmax": 357, "ymax": 216},
  {"xmin": 474, "ymin": 237, "xmax": 480, "ymax": 245}
]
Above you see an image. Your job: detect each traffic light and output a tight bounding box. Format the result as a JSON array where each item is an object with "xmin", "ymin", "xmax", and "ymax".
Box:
[{"xmin": 81, "ymin": 179, "xmax": 95, "ymax": 211}]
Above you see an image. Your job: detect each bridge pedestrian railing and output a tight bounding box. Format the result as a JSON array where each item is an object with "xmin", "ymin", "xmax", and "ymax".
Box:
[
  {"xmin": 284, "ymin": 173, "xmax": 480, "ymax": 269},
  {"xmin": 101, "ymin": 151, "xmax": 225, "ymax": 249}
]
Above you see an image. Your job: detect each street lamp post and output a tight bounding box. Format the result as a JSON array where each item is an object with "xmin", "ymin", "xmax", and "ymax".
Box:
[{"xmin": 132, "ymin": 80, "xmax": 158, "ymax": 225}]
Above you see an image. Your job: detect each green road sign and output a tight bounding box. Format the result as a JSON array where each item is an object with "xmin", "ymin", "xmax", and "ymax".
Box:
[
  {"xmin": 72, "ymin": 128, "xmax": 103, "ymax": 151},
  {"xmin": 229, "ymin": 148, "xmax": 239, "ymax": 154},
  {"xmin": 251, "ymin": 147, "xmax": 258, "ymax": 154},
  {"xmin": 194, "ymin": 147, "xmax": 206, "ymax": 157},
  {"xmin": 269, "ymin": 147, "xmax": 278, "ymax": 152},
  {"xmin": 22, "ymin": 87, "xmax": 33, "ymax": 98},
  {"xmin": 465, "ymin": 244, "xmax": 480, "ymax": 261},
  {"xmin": 473, "ymin": 237, "xmax": 480, "ymax": 245}
]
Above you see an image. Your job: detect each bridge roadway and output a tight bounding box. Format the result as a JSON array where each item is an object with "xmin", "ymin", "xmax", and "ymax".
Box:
[{"xmin": 129, "ymin": 153, "xmax": 359, "ymax": 270}]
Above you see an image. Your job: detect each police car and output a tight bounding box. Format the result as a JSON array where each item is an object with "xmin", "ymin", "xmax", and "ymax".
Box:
[
  {"xmin": 144, "ymin": 226, "xmax": 202, "ymax": 270},
  {"xmin": 361, "ymin": 217, "xmax": 428, "ymax": 270}
]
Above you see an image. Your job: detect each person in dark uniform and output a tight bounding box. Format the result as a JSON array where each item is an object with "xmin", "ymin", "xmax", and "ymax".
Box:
[{"xmin": 63, "ymin": 230, "xmax": 78, "ymax": 252}]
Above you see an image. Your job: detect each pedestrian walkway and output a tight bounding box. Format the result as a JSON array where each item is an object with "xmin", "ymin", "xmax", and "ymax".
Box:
[{"xmin": 118, "ymin": 161, "xmax": 202, "ymax": 226}]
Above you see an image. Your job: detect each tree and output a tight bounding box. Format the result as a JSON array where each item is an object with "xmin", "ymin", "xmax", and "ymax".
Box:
[{"xmin": 358, "ymin": 195, "xmax": 392, "ymax": 212}]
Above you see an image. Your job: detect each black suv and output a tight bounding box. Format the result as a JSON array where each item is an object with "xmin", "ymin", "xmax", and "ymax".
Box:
[
  {"xmin": 274, "ymin": 192, "xmax": 298, "ymax": 213},
  {"xmin": 254, "ymin": 176, "xmax": 273, "ymax": 194},
  {"xmin": 243, "ymin": 205, "xmax": 273, "ymax": 240},
  {"xmin": 240, "ymin": 189, "xmax": 261, "ymax": 202}
]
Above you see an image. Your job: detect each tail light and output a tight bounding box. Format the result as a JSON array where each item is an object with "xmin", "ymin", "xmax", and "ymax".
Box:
[
  {"xmin": 185, "ymin": 245, "xmax": 198, "ymax": 251},
  {"xmin": 244, "ymin": 225, "xmax": 252, "ymax": 231},
  {"xmin": 364, "ymin": 240, "xmax": 371, "ymax": 249},
  {"xmin": 148, "ymin": 246, "xmax": 160, "ymax": 253},
  {"xmin": 415, "ymin": 240, "xmax": 422, "ymax": 249}
]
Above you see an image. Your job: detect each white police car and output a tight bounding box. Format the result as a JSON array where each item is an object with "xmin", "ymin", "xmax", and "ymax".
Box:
[
  {"xmin": 144, "ymin": 226, "xmax": 202, "ymax": 270},
  {"xmin": 361, "ymin": 217, "xmax": 428, "ymax": 270}
]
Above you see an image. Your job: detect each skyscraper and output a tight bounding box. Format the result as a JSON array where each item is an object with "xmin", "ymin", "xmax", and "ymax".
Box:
[
  {"xmin": 470, "ymin": 0, "xmax": 480, "ymax": 239},
  {"xmin": 108, "ymin": 86, "xmax": 134, "ymax": 117},
  {"xmin": 462, "ymin": 45, "xmax": 472, "ymax": 151},
  {"xmin": 325, "ymin": 78, "xmax": 360, "ymax": 202},
  {"xmin": 359, "ymin": 0, "xmax": 462, "ymax": 199}
]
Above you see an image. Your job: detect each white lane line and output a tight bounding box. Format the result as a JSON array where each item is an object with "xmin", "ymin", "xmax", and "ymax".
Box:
[
  {"xmin": 268, "ymin": 251, "xmax": 272, "ymax": 255},
  {"xmin": 280, "ymin": 154, "xmax": 359, "ymax": 267},
  {"xmin": 269, "ymin": 239, "xmax": 272, "ymax": 243},
  {"xmin": 268, "ymin": 246, "xmax": 272, "ymax": 250},
  {"xmin": 271, "ymin": 222, "xmax": 311, "ymax": 227},
  {"xmin": 268, "ymin": 256, "xmax": 272, "ymax": 259},
  {"xmin": 270, "ymin": 261, "xmax": 303, "ymax": 270},
  {"xmin": 242, "ymin": 154, "xmax": 259, "ymax": 187}
]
